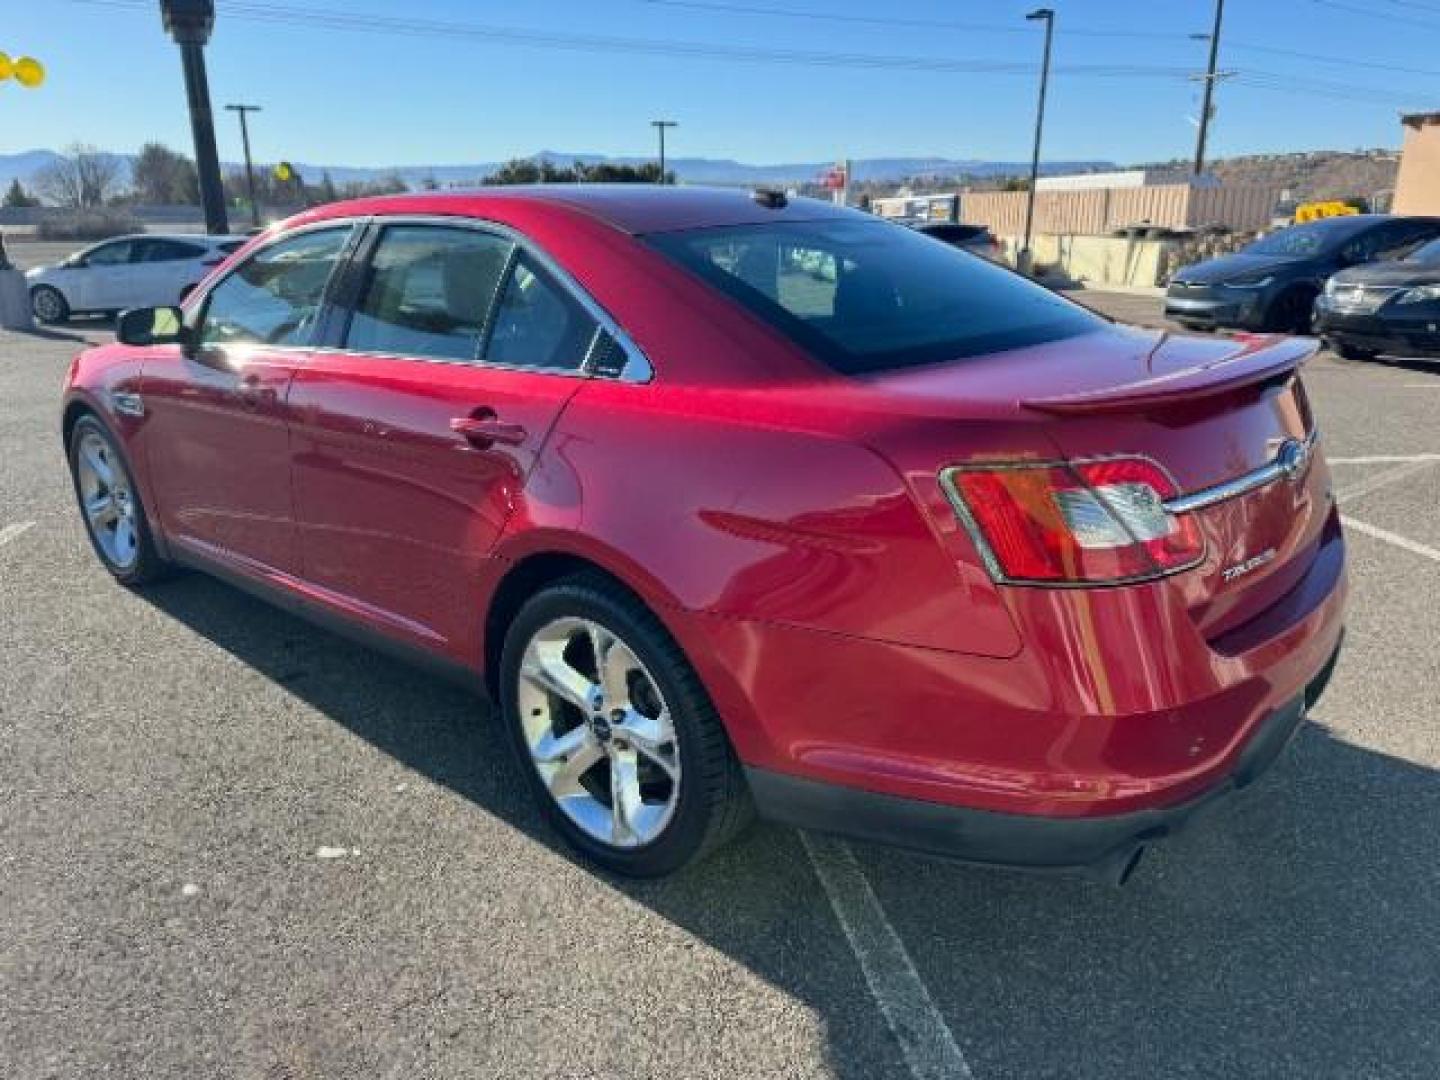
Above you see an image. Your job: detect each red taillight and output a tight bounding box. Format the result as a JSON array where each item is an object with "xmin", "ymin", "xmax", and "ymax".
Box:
[{"xmin": 943, "ymin": 458, "xmax": 1204, "ymax": 584}]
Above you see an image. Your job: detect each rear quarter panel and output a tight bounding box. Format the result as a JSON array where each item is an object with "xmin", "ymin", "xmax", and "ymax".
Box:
[{"xmin": 500, "ymin": 379, "xmax": 1023, "ymax": 661}]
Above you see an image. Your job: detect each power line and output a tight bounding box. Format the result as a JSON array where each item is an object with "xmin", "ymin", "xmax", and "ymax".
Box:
[
  {"xmin": 1227, "ymin": 40, "xmax": 1440, "ymax": 80},
  {"xmin": 628, "ymin": 0, "xmax": 1188, "ymax": 41},
  {"xmin": 61, "ymin": 0, "xmax": 1199, "ymax": 80},
  {"xmin": 1308, "ymin": 0, "xmax": 1440, "ymax": 31}
]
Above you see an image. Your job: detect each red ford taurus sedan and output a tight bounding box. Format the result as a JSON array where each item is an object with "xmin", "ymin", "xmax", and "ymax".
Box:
[{"xmin": 62, "ymin": 187, "xmax": 1346, "ymax": 882}]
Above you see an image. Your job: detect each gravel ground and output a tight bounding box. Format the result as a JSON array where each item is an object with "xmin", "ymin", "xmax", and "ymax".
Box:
[{"xmin": 3, "ymin": 293, "xmax": 1438, "ymax": 1079}]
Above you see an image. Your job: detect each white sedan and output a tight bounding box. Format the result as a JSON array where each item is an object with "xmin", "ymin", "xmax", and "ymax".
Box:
[{"xmin": 26, "ymin": 233, "xmax": 247, "ymax": 323}]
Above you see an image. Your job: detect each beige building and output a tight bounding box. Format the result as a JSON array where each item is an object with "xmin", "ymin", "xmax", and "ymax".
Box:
[{"xmin": 1393, "ymin": 112, "xmax": 1440, "ymax": 216}]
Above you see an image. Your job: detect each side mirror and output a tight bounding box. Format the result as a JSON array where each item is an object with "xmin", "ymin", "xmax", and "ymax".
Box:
[{"xmin": 116, "ymin": 306, "xmax": 188, "ymax": 347}]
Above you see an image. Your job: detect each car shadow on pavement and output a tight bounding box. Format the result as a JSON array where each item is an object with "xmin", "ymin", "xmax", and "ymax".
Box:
[
  {"xmin": 139, "ymin": 573, "xmax": 1440, "ymax": 1079},
  {"xmin": 137, "ymin": 572, "xmax": 913, "ymax": 1079}
]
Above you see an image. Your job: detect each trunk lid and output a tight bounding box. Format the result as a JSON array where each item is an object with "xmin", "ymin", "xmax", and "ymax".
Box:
[{"xmin": 860, "ymin": 325, "xmax": 1330, "ymax": 638}]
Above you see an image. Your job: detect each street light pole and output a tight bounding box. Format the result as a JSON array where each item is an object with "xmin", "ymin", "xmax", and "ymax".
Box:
[
  {"xmin": 651, "ymin": 120, "xmax": 678, "ymax": 184},
  {"xmin": 160, "ymin": 0, "xmax": 228, "ymax": 235},
  {"xmin": 1193, "ymin": 0, "xmax": 1226, "ymax": 176},
  {"xmin": 226, "ymin": 103, "xmax": 262, "ymax": 227},
  {"xmin": 1019, "ymin": 7, "xmax": 1054, "ymax": 276}
]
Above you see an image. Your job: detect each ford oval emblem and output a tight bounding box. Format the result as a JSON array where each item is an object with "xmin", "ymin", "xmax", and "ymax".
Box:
[{"xmin": 1277, "ymin": 438, "xmax": 1309, "ymax": 483}]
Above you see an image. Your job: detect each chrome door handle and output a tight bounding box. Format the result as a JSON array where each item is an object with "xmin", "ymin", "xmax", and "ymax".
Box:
[{"xmin": 451, "ymin": 415, "xmax": 528, "ymax": 447}]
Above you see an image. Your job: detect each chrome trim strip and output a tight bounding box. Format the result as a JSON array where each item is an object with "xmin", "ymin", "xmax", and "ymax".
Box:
[{"xmin": 1164, "ymin": 428, "xmax": 1319, "ymax": 515}]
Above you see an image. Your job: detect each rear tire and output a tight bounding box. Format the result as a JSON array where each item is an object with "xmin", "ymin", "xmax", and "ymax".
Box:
[
  {"xmin": 30, "ymin": 285, "xmax": 69, "ymax": 324},
  {"xmin": 499, "ymin": 573, "xmax": 752, "ymax": 877},
  {"xmin": 67, "ymin": 415, "xmax": 170, "ymax": 587}
]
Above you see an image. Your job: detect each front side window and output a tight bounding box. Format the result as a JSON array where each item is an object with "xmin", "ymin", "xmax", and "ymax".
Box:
[
  {"xmin": 345, "ymin": 225, "xmax": 513, "ymax": 362},
  {"xmin": 648, "ymin": 219, "xmax": 1100, "ymax": 375},
  {"xmin": 198, "ymin": 226, "xmax": 351, "ymax": 348},
  {"xmin": 485, "ymin": 252, "xmax": 598, "ymax": 371},
  {"xmin": 82, "ymin": 241, "xmax": 133, "ymax": 267}
]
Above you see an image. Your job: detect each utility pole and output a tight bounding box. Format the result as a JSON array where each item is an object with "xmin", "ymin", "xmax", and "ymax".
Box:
[
  {"xmin": 651, "ymin": 120, "xmax": 678, "ymax": 184},
  {"xmin": 1019, "ymin": 8, "xmax": 1054, "ymax": 275},
  {"xmin": 1193, "ymin": 0, "xmax": 1226, "ymax": 177},
  {"xmin": 160, "ymin": 0, "xmax": 228, "ymax": 235},
  {"xmin": 226, "ymin": 104, "xmax": 262, "ymax": 227}
]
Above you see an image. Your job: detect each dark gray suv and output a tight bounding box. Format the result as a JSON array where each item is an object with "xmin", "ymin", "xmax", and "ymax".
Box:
[{"xmin": 1165, "ymin": 215, "xmax": 1440, "ymax": 333}]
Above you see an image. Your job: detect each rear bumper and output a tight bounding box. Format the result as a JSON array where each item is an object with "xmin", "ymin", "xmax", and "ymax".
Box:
[{"xmin": 748, "ymin": 635, "xmax": 1342, "ymax": 876}]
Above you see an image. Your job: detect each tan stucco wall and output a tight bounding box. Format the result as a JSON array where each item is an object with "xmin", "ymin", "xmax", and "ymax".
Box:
[{"xmin": 1394, "ymin": 119, "xmax": 1440, "ymax": 216}]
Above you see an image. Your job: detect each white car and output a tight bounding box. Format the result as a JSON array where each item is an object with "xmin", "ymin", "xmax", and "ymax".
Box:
[{"xmin": 26, "ymin": 233, "xmax": 247, "ymax": 323}]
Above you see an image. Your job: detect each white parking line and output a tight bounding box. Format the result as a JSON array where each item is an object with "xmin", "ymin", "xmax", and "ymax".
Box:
[
  {"xmin": 801, "ymin": 832, "xmax": 973, "ymax": 1080},
  {"xmin": 1342, "ymin": 515, "xmax": 1440, "ymax": 564},
  {"xmin": 1327, "ymin": 454, "xmax": 1440, "ymax": 465},
  {"xmin": 1336, "ymin": 459, "xmax": 1440, "ymax": 505},
  {"xmin": 0, "ymin": 521, "xmax": 37, "ymax": 547}
]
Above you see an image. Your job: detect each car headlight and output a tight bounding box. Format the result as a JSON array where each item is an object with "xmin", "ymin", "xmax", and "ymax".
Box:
[
  {"xmin": 1396, "ymin": 283, "xmax": 1440, "ymax": 305},
  {"xmin": 1226, "ymin": 275, "xmax": 1273, "ymax": 289}
]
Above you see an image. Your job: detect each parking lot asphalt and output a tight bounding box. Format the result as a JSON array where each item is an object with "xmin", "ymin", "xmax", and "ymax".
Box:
[{"xmin": 3, "ymin": 294, "xmax": 1439, "ymax": 1079}]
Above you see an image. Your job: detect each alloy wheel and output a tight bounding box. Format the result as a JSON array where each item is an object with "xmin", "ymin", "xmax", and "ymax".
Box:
[
  {"xmin": 76, "ymin": 431, "xmax": 139, "ymax": 570},
  {"xmin": 517, "ymin": 617, "xmax": 681, "ymax": 848},
  {"xmin": 32, "ymin": 287, "xmax": 65, "ymax": 323}
]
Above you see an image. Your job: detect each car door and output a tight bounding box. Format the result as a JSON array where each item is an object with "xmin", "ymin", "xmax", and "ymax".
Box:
[
  {"xmin": 287, "ymin": 221, "xmax": 597, "ymax": 661},
  {"xmin": 70, "ymin": 238, "xmax": 135, "ymax": 310},
  {"xmin": 140, "ymin": 223, "xmax": 358, "ymax": 576}
]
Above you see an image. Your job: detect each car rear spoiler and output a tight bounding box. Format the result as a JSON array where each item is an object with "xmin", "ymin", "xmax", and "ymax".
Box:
[{"xmin": 1021, "ymin": 334, "xmax": 1318, "ymax": 416}]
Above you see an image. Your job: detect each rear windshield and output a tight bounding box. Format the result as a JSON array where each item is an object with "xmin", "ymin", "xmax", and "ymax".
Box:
[{"xmin": 646, "ymin": 219, "xmax": 1100, "ymax": 375}]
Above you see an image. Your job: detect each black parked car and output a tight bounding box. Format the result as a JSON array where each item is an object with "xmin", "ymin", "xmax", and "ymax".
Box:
[
  {"xmin": 1314, "ymin": 236, "xmax": 1440, "ymax": 360},
  {"xmin": 1165, "ymin": 215, "xmax": 1440, "ymax": 333},
  {"xmin": 914, "ymin": 221, "xmax": 1001, "ymax": 260}
]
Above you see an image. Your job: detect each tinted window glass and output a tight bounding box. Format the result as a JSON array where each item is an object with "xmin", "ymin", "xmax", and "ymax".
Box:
[
  {"xmin": 1372, "ymin": 220, "xmax": 1440, "ymax": 261},
  {"xmin": 1245, "ymin": 217, "xmax": 1376, "ymax": 257},
  {"xmin": 1405, "ymin": 238, "xmax": 1440, "ymax": 263},
  {"xmin": 83, "ymin": 241, "xmax": 132, "ymax": 267},
  {"xmin": 216, "ymin": 241, "xmax": 245, "ymax": 254},
  {"xmin": 485, "ymin": 253, "xmax": 597, "ymax": 371},
  {"xmin": 648, "ymin": 219, "xmax": 1100, "ymax": 375},
  {"xmin": 137, "ymin": 238, "xmax": 206, "ymax": 263},
  {"xmin": 199, "ymin": 226, "xmax": 350, "ymax": 347},
  {"xmin": 346, "ymin": 225, "xmax": 513, "ymax": 361}
]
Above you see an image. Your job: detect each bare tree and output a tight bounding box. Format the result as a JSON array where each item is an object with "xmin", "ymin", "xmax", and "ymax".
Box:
[{"xmin": 33, "ymin": 144, "xmax": 124, "ymax": 208}]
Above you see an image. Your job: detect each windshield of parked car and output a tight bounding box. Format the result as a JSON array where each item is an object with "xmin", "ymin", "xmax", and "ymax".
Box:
[
  {"xmin": 1405, "ymin": 238, "xmax": 1440, "ymax": 263},
  {"xmin": 1244, "ymin": 217, "xmax": 1373, "ymax": 257},
  {"xmin": 647, "ymin": 218, "xmax": 1101, "ymax": 375}
]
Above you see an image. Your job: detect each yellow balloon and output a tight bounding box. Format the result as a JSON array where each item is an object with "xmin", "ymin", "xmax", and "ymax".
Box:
[
  {"xmin": 13, "ymin": 56, "xmax": 45, "ymax": 88},
  {"xmin": 0, "ymin": 52, "xmax": 12, "ymax": 80}
]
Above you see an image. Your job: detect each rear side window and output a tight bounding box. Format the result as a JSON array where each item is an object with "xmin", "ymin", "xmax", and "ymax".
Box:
[
  {"xmin": 198, "ymin": 226, "xmax": 351, "ymax": 347},
  {"xmin": 485, "ymin": 252, "xmax": 597, "ymax": 371},
  {"xmin": 647, "ymin": 219, "xmax": 1099, "ymax": 375},
  {"xmin": 345, "ymin": 225, "xmax": 514, "ymax": 362}
]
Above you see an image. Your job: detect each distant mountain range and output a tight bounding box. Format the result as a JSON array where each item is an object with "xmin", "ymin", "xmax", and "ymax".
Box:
[{"xmin": 0, "ymin": 148, "xmax": 1117, "ymax": 191}]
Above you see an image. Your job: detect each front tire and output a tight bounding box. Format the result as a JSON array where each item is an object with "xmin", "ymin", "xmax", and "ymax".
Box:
[
  {"xmin": 1264, "ymin": 287, "xmax": 1317, "ymax": 334},
  {"xmin": 31, "ymin": 285, "xmax": 70, "ymax": 324},
  {"xmin": 67, "ymin": 415, "xmax": 169, "ymax": 586},
  {"xmin": 1333, "ymin": 340, "xmax": 1377, "ymax": 362},
  {"xmin": 499, "ymin": 574, "xmax": 751, "ymax": 877}
]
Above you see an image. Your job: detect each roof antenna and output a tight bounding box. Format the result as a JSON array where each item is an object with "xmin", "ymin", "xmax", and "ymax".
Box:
[{"xmin": 751, "ymin": 188, "xmax": 788, "ymax": 209}]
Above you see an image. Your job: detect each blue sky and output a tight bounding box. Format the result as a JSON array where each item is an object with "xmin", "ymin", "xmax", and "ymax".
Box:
[{"xmin": 2, "ymin": 0, "xmax": 1435, "ymax": 166}]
